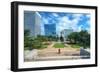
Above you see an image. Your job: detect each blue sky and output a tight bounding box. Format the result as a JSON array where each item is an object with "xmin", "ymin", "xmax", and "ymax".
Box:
[{"xmin": 38, "ymin": 12, "xmax": 90, "ymax": 35}]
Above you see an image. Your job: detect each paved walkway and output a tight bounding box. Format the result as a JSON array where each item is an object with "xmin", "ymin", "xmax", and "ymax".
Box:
[
  {"xmin": 38, "ymin": 42, "xmax": 80, "ymax": 57},
  {"xmin": 24, "ymin": 42, "xmax": 83, "ymax": 61}
]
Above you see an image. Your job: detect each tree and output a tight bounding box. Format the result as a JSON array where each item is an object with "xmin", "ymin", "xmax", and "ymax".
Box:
[
  {"xmin": 78, "ymin": 30, "xmax": 90, "ymax": 48},
  {"xmin": 24, "ymin": 29, "xmax": 30, "ymax": 36},
  {"xmin": 24, "ymin": 29, "xmax": 34, "ymax": 50},
  {"xmin": 32, "ymin": 39, "xmax": 43, "ymax": 49},
  {"xmin": 67, "ymin": 32, "xmax": 79, "ymax": 43},
  {"xmin": 24, "ymin": 29, "xmax": 30, "ymax": 47},
  {"xmin": 36, "ymin": 35, "xmax": 48, "ymax": 42},
  {"xmin": 67, "ymin": 30, "xmax": 90, "ymax": 48}
]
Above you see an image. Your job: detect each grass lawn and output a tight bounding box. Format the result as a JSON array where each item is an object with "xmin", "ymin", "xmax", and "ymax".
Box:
[
  {"xmin": 53, "ymin": 43, "xmax": 65, "ymax": 48},
  {"xmin": 70, "ymin": 44, "xmax": 81, "ymax": 48}
]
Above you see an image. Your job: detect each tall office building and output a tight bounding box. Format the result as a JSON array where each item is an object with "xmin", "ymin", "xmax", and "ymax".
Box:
[
  {"xmin": 44, "ymin": 24, "xmax": 56, "ymax": 36},
  {"xmin": 24, "ymin": 11, "xmax": 41, "ymax": 37}
]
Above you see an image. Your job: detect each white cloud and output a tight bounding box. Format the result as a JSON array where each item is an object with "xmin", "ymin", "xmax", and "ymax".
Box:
[
  {"xmin": 86, "ymin": 20, "xmax": 90, "ymax": 33},
  {"xmin": 72, "ymin": 14, "xmax": 83, "ymax": 18},
  {"xmin": 52, "ymin": 13, "xmax": 59, "ymax": 17},
  {"xmin": 41, "ymin": 13, "xmax": 90, "ymax": 35},
  {"xmin": 86, "ymin": 14, "xmax": 91, "ymax": 18},
  {"xmin": 70, "ymin": 18, "xmax": 80, "ymax": 31},
  {"xmin": 57, "ymin": 16, "xmax": 72, "ymax": 32},
  {"xmin": 77, "ymin": 25, "xmax": 83, "ymax": 32},
  {"xmin": 69, "ymin": 14, "xmax": 85, "ymax": 31},
  {"xmin": 56, "ymin": 14, "xmax": 85, "ymax": 33},
  {"xmin": 86, "ymin": 27, "xmax": 90, "ymax": 33},
  {"xmin": 60, "ymin": 16, "xmax": 71, "ymax": 23}
]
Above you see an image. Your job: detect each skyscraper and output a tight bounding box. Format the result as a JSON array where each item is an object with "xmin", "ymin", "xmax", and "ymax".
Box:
[
  {"xmin": 44, "ymin": 24, "xmax": 56, "ymax": 36},
  {"xmin": 24, "ymin": 11, "xmax": 41, "ymax": 37}
]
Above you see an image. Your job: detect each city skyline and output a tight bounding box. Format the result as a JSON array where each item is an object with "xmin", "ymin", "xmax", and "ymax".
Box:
[
  {"xmin": 24, "ymin": 11, "xmax": 90, "ymax": 36},
  {"xmin": 39, "ymin": 11, "xmax": 90, "ymax": 35}
]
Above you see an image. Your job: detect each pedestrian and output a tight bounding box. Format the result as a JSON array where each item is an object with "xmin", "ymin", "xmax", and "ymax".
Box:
[{"xmin": 58, "ymin": 49, "xmax": 61, "ymax": 54}]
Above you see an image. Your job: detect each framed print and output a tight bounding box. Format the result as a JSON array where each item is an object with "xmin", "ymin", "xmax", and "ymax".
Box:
[{"xmin": 11, "ymin": 1, "xmax": 98, "ymax": 71}]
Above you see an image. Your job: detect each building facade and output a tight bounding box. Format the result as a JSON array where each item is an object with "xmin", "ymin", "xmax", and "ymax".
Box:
[
  {"xmin": 44, "ymin": 24, "xmax": 56, "ymax": 36},
  {"xmin": 24, "ymin": 11, "xmax": 41, "ymax": 37}
]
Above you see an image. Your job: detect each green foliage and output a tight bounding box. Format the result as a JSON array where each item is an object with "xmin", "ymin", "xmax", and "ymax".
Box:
[
  {"xmin": 32, "ymin": 39, "xmax": 43, "ymax": 49},
  {"xmin": 37, "ymin": 35, "xmax": 58, "ymax": 42},
  {"xmin": 25, "ymin": 38, "xmax": 35, "ymax": 50},
  {"xmin": 67, "ymin": 32, "xmax": 79, "ymax": 43},
  {"xmin": 24, "ymin": 33, "xmax": 49, "ymax": 50},
  {"xmin": 24, "ymin": 29, "xmax": 90, "ymax": 50},
  {"xmin": 24, "ymin": 29, "xmax": 30, "ymax": 36},
  {"xmin": 78, "ymin": 30, "xmax": 90, "ymax": 48},
  {"xmin": 36, "ymin": 35, "xmax": 48, "ymax": 42},
  {"xmin": 67, "ymin": 30, "xmax": 90, "ymax": 48},
  {"xmin": 24, "ymin": 29, "xmax": 33, "ymax": 50}
]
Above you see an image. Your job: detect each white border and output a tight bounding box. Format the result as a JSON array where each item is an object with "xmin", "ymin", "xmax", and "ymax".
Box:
[{"xmin": 18, "ymin": 5, "xmax": 95, "ymax": 68}]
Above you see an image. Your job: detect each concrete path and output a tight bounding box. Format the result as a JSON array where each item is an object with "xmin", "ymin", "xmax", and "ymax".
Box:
[
  {"xmin": 37, "ymin": 42, "xmax": 80, "ymax": 57},
  {"xmin": 24, "ymin": 42, "xmax": 90, "ymax": 62}
]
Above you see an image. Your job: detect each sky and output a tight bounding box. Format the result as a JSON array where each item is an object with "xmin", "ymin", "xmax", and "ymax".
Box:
[{"xmin": 38, "ymin": 12, "xmax": 90, "ymax": 35}]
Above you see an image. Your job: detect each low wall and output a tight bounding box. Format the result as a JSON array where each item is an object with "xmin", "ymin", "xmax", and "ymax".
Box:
[
  {"xmin": 24, "ymin": 49, "xmax": 38, "ymax": 61},
  {"xmin": 80, "ymin": 48, "xmax": 90, "ymax": 59}
]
